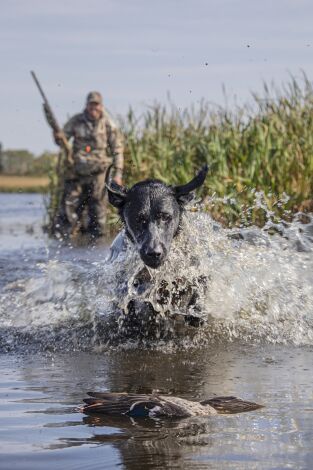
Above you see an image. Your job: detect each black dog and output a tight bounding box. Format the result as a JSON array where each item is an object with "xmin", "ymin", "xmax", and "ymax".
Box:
[
  {"xmin": 105, "ymin": 165, "xmax": 208, "ymax": 338},
  {"xmin": 106, "ymin": 165, "xmax": 208, "ymax": 268}
]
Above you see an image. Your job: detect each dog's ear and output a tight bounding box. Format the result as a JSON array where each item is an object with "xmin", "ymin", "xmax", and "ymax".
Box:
[
  {"xmin": 105, "ymin": 164, "xmax": 128, "ymax": 208},
  {"xmin": 175, "ymin": 191, "xmax": 194, "ymax": 205},
  {"xmin": 106, "ymin": 181, "xmax": 128, "ymax": 208},
  {"xmin": 174, "ymin": 164, "xmax": 208, "ymax": 205}
]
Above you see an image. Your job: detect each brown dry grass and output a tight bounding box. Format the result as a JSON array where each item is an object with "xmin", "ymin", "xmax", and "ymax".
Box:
[{"xmin": 0, "ymin": 175, "xmax": 49, "ymax": 192}]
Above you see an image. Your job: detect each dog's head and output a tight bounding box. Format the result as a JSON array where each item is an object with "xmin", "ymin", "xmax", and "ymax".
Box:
[{"xmin": 106, "ymin": 165, "xmax": 208, "ymax": 269}]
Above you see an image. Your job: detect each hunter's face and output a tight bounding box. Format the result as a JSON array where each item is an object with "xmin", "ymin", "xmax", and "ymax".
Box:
[{"xmin": 86, "ymin": 102, "xmax": 102, "ymax": 120}]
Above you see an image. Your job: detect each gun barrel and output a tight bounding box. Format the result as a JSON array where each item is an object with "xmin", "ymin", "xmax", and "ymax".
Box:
[
  {"xmin": 30, "ymin": 71, "xmax": 72, "ymax": 161},
  {"xmin": 30, "ymin": 70, "xmax": 48, "ymax": 103}
]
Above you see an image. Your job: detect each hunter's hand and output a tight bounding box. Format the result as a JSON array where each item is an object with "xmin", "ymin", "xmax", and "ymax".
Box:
[
  {"xmin": 113, "ymin": 175, "xmax": 123, "ymax": 186},
  {"xmin": 53, "ymin": 130, "xmax": 64, "ymax": 146}
]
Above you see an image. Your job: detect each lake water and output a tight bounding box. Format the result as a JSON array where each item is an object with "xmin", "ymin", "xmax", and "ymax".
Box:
[{"xmin": 0, "ymin": 193, "xmax": 313, "ymax": 470}]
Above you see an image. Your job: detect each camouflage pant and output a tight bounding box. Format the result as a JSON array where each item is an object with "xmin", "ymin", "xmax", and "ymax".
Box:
[{"xmin": 63, "ymin": 172, "xmax": 107, "ymax": 236}]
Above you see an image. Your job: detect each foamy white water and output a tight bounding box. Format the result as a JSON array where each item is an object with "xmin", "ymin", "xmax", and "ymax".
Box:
[{"xmin": 1, "ymin": 199, "xmax": 313, "ymax": 350}]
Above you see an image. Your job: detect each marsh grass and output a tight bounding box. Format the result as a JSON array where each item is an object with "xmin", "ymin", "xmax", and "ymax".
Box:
[
  {"xmin": 48, "ymin": 76, "xmax": 313, "ymax": 234},
  {"xmin": 120, "ymin": 76, "xmax": 313, "ymax": 227}
]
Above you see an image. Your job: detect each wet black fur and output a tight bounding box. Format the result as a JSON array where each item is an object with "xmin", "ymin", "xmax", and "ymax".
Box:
[{"xmin": 107, "ymin": 166, "xmax": 208, "ymax": 269}]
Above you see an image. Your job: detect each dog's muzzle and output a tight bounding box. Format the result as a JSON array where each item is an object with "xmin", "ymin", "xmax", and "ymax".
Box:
[{"xmin": 140, "ymin": 247, "xmax": 166, "ymax": 269}]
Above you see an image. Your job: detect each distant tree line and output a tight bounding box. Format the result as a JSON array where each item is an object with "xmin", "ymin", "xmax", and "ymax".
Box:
[{"xmin": 0, "ymin": 145, "xmax": 56, "ymax": 176}]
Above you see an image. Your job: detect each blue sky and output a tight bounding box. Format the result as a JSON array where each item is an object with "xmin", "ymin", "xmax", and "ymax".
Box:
[{"xmin": 1, "ymin": 0, "xmax": 313, "ymax": 154}]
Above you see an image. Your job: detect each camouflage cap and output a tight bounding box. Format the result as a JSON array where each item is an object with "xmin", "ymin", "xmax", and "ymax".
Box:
[{"xmin": 86, "ymin": 91, "xmax": 103, "ymax": 104}]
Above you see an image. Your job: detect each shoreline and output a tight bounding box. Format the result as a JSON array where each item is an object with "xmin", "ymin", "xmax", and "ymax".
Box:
[{"xmin": 0, "ymin": 175, "xmax": 49, "ymax": 193}]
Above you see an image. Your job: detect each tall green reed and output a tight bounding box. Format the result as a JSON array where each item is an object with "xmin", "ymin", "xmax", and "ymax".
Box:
[
  {"xmin": 120, "ymin": 75, "xmax": 313, "ymax": 227},
  {"xmin": 48, "ymin": 75, "xmax": 313, "ymax": 233}
]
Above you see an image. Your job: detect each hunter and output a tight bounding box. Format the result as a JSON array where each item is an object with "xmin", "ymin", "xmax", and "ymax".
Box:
[{"xmin": 54, "ymin": 91, "xmax": 124, "ymax": 238}]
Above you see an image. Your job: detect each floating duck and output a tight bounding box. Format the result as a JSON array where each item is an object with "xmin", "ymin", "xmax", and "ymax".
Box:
[{"xmin": 82, "ymin": 392, "xmax": 263, "ymax": 418}]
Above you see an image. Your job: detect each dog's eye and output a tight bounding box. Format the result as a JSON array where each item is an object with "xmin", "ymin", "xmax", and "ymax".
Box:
[
  {"xmin": 159, "ymin": 213, "xmax": 172, "ymax": 222},
  {"xmin": 137, "ymin": 215, "xmax": 148, "ymax": 226}
]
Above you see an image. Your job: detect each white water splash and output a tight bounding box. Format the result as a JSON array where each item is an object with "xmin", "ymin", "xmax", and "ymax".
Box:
[{"xmin": 1, "ymin": 210, "xmax": 313, "ymax": 349}]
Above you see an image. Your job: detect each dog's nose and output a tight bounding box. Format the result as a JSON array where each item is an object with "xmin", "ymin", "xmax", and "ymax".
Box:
[{"xmin": 146, "ymin": 250, "xmax": 162, "ymax": 259}]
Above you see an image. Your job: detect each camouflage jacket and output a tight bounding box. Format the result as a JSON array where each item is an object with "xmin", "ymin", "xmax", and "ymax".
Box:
[{"xmin": 63, "ymin": 109, "xmax": 124, "ymax": 176}]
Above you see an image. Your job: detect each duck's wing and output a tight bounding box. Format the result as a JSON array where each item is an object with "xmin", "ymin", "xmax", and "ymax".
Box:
[
  {"xmin": 83, "ymin": 392, "xmax": 153, "ymax": 416},
  {"xmin": 201, "ymin": 396, "xmax": 263, "ymax": 414},
  {"xmin": 82, "ymin": 392, "xmax": 191, "ymax": 418}
]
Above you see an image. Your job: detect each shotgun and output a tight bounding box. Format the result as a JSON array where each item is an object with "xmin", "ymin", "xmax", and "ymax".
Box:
[{"xmin": 30, "ymin": 70, "xmax": 72, "ymax": 163}]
